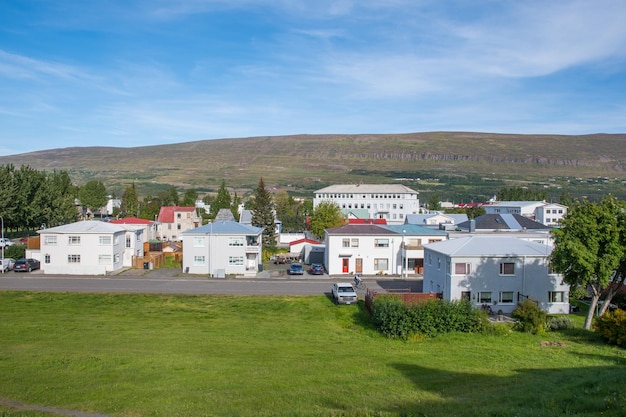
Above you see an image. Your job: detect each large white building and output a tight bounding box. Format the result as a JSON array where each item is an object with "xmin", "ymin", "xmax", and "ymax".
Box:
[
  {"xmin": 484, "ymin": 201, "xmax": 568, "ymax": 227},
  {"xmin": 313, "ymin": 184, "xmax": 420, "ymax": 225},
  {"xmin": 423, "ymin": 235, "xmax": 569, "ymax": 314},
  {"xmin": 37, "ymin": 220, "xmax": 144, "ymax": 275}
]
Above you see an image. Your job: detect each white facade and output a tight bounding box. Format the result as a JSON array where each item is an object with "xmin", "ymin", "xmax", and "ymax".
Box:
[
  {"xmin": 38, "ymin": 221, "xmax": 144, "ymax": 275},
  {"xmin": 325, "ymin": 224, "xmax": 447, "ymax": 276},
  {"xmin": 182, "ymin": 221, "xmax": 262, "ymax": 277},
  {"xmin": 423, "ymin": 236, "xmax": 569, "ymax": 314},
  {"xmin": 534, "ymin": 203, "xmax": 567, "ymax": 227},
  {"xmin": 314, "ymin": 184, "xmax": 420, "ymax": 225}
]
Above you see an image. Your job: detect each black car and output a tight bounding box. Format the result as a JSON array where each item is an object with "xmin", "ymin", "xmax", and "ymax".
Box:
[{"xmin": 13, "ymin": 258, "xmax": 40, "ymax": 272}]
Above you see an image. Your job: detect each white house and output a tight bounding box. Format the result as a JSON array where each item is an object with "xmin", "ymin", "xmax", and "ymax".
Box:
[
  {"xmin": 324, "ymin": 224, "xmax": 447, "ymax": 276},
  {"xmin": 110, "ymin": 217, "xmax": 159, "ymax": 241},
  {"xmin": 405, "ymin": 213, "xmax": 469, "ymax": 229},
  {"xmin": 182, "ymin": 221, "xmax": 263, "ymax": 277},
  {"xmin": 423, "ymin": 236, "xmax": 569, "ymax": 314},
  {"xmin": 37, "ymin": 220, "xmax": 144, "ymax": 275},
  {"xmin": 157, "ymin": 206, "xmax": 202, "ymax": 241},
  {"xmin": 314, "ymin": 184, "xmax": 420, "ymax": 225},
  {"xmin": 534, "ymin": 203, "xmax": 567, "ymax": 227}
]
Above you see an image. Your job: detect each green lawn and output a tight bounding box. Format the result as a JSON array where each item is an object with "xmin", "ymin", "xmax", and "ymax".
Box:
[{"xmin": 0, "ymin": 292, "xmax": 624, "ymax": 417}]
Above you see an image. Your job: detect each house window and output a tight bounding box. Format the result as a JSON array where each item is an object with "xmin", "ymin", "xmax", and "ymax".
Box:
[
  {"xmin": 68, "ymin": 254, "xmax": 81, "ymax": 263},
  {"xmin": 342, "ymin": 239, "xmax": 350, "ymax": 248},
  {"xmin": 499, "ymin": 291, "xmax": 514, "ymax": 304},
  {"xmin": 44, "ymin": 236, "xmax": 57, "ymax": 245},
  {"xmin": 229, "ymin": 256, "xmax": 244, "ymax": 266},
  {"xmin": 477, "ymin": 292, "xmax": 492, "ymax": 303},
  {"xmin": 351, "ymin": 239, "xmax": 359, "ymax": 247},
  {"xmin": 549, "ymin": 291, "xmax": 567, "ymax": 303},
  {"xmin": 44, "ymin": 254, "xmax": 51, "ymax": 264},
  {"xmin": 437, "ymin": 257, "xmax": 441, "ymax": 270},
  {"xmin": 114, "ymin": 254, "xmax": 120, "ymax": 263},
  {"xmin": 99, "ymin": 254, "xmax": 112, "ymax": 264},
  {"xmin": 374, "ymin": 239, "xmax": 389, "ymax": 248},
  {"xmin": 68, "ymin": 236, "xmax": 81, "ymax": 245},
  {"xmin": 99, "ymin": 236, "xmax": 112, "ymax": 245},
  {"xmin": 193, "ymin": 237, "xmax": 205, "ymax": 247},
  {"xmin": 454, "ymin": 263, "xmax": 471, "ymax": 275},
  {"xmin": 177, "ymin": 224, "xmax": 182, "ymax": 230},
  {"xmin": 374, "ymin": 258, "xmax": 388, "ymax": 271},
  {"xmin": 125, "ymin": 235, "xmax": 131, "ymax": 248},
  {"xmin": 229, "ymin": 237, "xmax": 244, "ymax": 246},
  {"xmin": 499, "ymin": 262, "xmax": 515, "ymax": 275},
  {"xmin": 461, "ymin": 291, "xmax": 471, "ymax": 301},
  {"xmin": 177, "ymin": 213, "xmax": 181, "ymax": 219},
  {"xmin": 194, "ymin": 256, "xmax": 205, "ymax": 266}
]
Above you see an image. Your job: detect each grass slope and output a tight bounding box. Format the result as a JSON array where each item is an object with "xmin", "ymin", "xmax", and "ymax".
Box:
[
  {"xmin": 2, "ymin": 132, "xmax": 626, "ymax": 198},
  {"xmin": 0, "ymin": 292, "xmax": 624, "ymax": 417}
]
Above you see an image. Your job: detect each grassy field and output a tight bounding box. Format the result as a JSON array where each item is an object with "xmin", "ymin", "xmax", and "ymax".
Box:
[{"xmin": 0, "ymin": 292, "xmax": 625, "ymax": 417}]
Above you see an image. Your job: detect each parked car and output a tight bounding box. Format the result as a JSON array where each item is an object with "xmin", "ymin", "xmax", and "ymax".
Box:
[
  {"xmin": 273, "ymin": 255, "xmax": 287, "ymax": 264},
  {"xmin": 309, "ymin": 263, "xmax": 324, "ymax": 275},
  {"xmin": 13, "ymin": 258, "xmax": 40, "ymax": 272},
  {"xmin": 1, "ymin": 258, "xmax": 15, "ymax": 272},
  {"xmin": 19, "ymin": 236, "xmax": 29, "ymax": 244},
  {"xmin": 288, "ymin": 263, "xmax": 304, "ymax": 275},
  {"xmin": 331, "ymin": 283, "xmax": 358, "ymax": 305},
  {"xmin": 0, "ymin": 238, "xmax": 15, "ymax": 247}
]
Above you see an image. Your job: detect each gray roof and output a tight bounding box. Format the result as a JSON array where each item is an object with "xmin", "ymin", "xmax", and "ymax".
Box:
[
  {"xmin": 215, "ymin": 208, "xmax": 236, "ymax": 222},
  {"xmin": 38, "ymin": 220, "xmax": 129, "ymax": 234},
  {"xmin": 405, "ymin": 213, "xmax": 468, "ymax": 225},
  {"xmin": 239, "ymin": 209, "xmax": 253, "ymax": 225},
  {"xmin": 326, "ymin": 224, "xmax": 395, "ymax": 235},
  {"xmin": 183, "ymin": 221, "xmax": 262, "ymax": 236},
  {"xmin": 425, "ymin": 235, "xmax": 552, "ymax": 257},
  {"xmin": 457, "ymin": 214, "xmax": 550, "ymax": 231},
  {"xmin": 315, "ymin": 184, "xmax": 418, "ymax": 195}
]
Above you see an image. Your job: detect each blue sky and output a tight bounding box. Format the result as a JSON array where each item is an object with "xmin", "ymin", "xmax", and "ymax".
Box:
[{"xmin": 1, "ymin": 0, "xmax": 626, "ymax": 156}]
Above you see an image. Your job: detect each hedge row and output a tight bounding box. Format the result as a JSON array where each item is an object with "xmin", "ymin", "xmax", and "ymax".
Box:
[{"xmin": 372, "ymin": 295, "xmax": 489, "ymax": 340}]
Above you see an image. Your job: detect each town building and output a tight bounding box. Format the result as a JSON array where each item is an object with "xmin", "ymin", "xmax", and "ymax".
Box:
[
  {"xmin": 157, "ymin": 206, "xmax": 202, "ymax": 241},
  {"xmin": 313, "ymin": 184, "xmax": 420, "ymax": 225}
]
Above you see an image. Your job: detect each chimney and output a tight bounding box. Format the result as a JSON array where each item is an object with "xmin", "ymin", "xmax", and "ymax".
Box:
[{"xmin": 469, "ymin": 219, "xmax": 476, "ymax": 233}]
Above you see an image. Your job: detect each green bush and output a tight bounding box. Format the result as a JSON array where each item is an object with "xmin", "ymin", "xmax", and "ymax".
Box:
[
  {"xmin": 593, "ymin": 309, "xmax": 626, "ymax": 347},
  {"xmin": 372, "ymin": 297, "xmax": 489, "ymax": 340},
  {"xmin": 546, "ymin": 316, "xmax": 575, "ymax": 331},
  {"xmin": 511, "ymin": 299, "xmax": 547, "ymax": 334},
  {"xmin": 2, "ymin": 244, "xmax": 26, "ymax": 260}
]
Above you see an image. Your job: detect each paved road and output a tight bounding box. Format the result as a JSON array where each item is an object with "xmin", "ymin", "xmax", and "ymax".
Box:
[{"xmin": 0, "ymin": 269, "xmax": 423, "ymax": 296}]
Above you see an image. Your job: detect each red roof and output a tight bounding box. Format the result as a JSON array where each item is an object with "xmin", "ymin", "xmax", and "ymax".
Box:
[
  {"xmin": 348, "ymin": 218, "xmax": 387, "ymax": 225},
  {"xmin": 157, "ymin": 206, "xmax": 196, "ymax": 223},
  {"xmin": 110, "ymin": 217, "xmax": 154, "ymax": 225},
  {"xmin": 289, "ymin": 238, "xmax": 321, "ymax": 247}
]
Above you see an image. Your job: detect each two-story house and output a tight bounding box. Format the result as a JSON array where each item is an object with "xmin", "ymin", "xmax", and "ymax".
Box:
[
  {"xmin": 324, "ymin": 224, "xmax": 447, "ymax": 276},
  {"xmin": 110, "ymin": 217, "xmax": 159, "ymax": 241},
  {"xmin": 157, "ymin": 206, "xmax": 201, "ymax": 241},
  {"xmin": 37, "ymin": 220, "xmax": 144, "ymax": 275},
  {"xmin": 484, "ymin": 201, "xmax": 568, "ymax": 226},
  {"xmin": 423, "ymin": 235, "xmax": 569, "ymax": 314},
  {"xmin": 314, "ymin": 184, "xmax": 420, "ymax": 225},
  {"xmin": 182, "ymin": 221, "xmax": 263, "ymax": 277}
]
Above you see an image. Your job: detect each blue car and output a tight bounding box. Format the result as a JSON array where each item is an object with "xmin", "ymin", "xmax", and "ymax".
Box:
[
  {"xmin": 309, "ymin": 263, "xmax": 324, "ymax": 275},
  {"xmin": 288, "ymin": 263, "xmax": 304, "ymax": 275}
]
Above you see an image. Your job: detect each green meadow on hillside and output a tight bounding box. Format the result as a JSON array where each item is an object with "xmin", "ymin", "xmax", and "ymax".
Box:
[{"xmin": 0, "ymin": 292, "xmax": 624, "ymax": 417}]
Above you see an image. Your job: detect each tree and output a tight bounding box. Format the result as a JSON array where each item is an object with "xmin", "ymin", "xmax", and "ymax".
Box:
[
  {"xmin": 550, "ymin": 196, "xmax": 626, "ymax": 330},
  {"xmin": 210, "ymin": 180, "xmax": 232, "ymax": 219},
  {"xmin": 139, "ymin": 194, "xmax": 162, "ymax": 221},
  {"xmin": 121, "ymin": 183, "xmax": 140, "ymax": 217},
  {"xmin": 427, "ymin": 193, "xmax": 441, "ymax": 211},
  {"xmin": 250, "ymin": 177, "xmax": 277, "ymax": 250},
  {"xmin": 158, "ymin": 186, "xmax": 179, "ymax": 206},
  {"xmin": 78, "ymin": 180, "xmax": 108, "ymax": 218},
  {"xmin": 274, "ymin": 190, "xmax": 305, "ymax": 232},
  {"xmin": 309, "ymin": 201, "xmax": 345, "ymax": 240},
  {"xmin": 497, "ymin": 187, "xmax": 547, "ymax": 202},
  {"xmin": 182, "ymin": 188, "xmax": 198, "ymax": 207}
]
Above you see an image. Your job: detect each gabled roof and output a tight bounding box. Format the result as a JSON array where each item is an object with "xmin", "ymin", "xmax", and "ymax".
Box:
[
  {"xmin": 342, "ymin": 209, "xmax": 371, "ymax": 219},
  {"xmin": 110, "ymin": 217, "xmax": 154, "ymax": 225},
  {"xmin": 183, "ymin": 221, "xmax": 262, "ymax": 236},
  {"xmin": 457, "ymin": 214, "xmax": 550, "ymax": 231},
  {"xmin": 382, "ymin": 224, "xmax": 448, "ymax": 236},
  {"xmin": 315, "ymin": 184, "xmax": 419, "ymax": 195},
  {"xmin": 239, "ymin": 209, "xmax": 253, "ymax": 225},
  {"xmin": 426, "ymin": 235, "xmax": 552, "ymax": 257},
  {"xmin": 38, "ymin": 220, "xmax": 128, "ymax": 234},
  {"xmin": 157, "ymin": 206, "xmax": 196, "ymax": 223},
  {"xmin": 289, "ymin": 238, "xmax": 321, "ymax": 247},
  {"xmin": 405, "ymin": 213, "xmax": 468, "ymax": 225}
]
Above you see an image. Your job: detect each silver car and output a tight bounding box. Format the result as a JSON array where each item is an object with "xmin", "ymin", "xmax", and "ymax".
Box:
[
  {"xmin": 331, "ymin": 283, "xmax": 358, "ymax": 305},
  {"xmin": 1, "ymin": 258, "xmax": 15, "ymax": 272}
]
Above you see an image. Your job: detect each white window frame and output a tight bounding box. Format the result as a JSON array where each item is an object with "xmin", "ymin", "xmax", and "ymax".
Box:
[
  {"xmin": 548, "ymin": 291, "xmax": 567, "ymax": 303},
  {"xmin": 374, "ymin": 239, "xmax": 389, "ymax": 248},
  {"xmin": 499, "ymin": 262, "xmax": 515, "ymax": 275},
  {"xmin": 68, "ymin": 236, "xmax": 81, "ymax": 245},
  {"xmin": 228, "ymin": 237, "xmax": 244, "ymax": 247},
  {"xmin": 374, "ymin": 258, "xmax": 388, "ymax": 271},
  {"xmin": 99, "ymin": 254, "xmax": 112, "ymax": 264},
  {"xmin": 67, "ymin": 254, "xmax": 81, "ymax": 263},
  {"xmin": 229, "ymin": 256, "xmax": 244, "ymax": 266},
  {"xmin": 193, "ymin": 237, "xmax": 205, "ymax": 247},
  {"xmin": 44, "ymin": 235, "xmax": 57, "ymax": 245},
  {"xmin": 454, "ymin": 263, "xmax": 471, "ymax": 275},
  {"xmin": 499, "ymin": 291, "xmax": 514, "ymax": 304},
  {"xmin": 99, "ymin": 236, "xmax": 112, "ymax": 245},
  {"xmin": 193, "ymin": 256, "xmax": 206, "ymax": 266},
  {"xmin": 477, "ymin": 292, "xmax": 492, "ymax": 303}
]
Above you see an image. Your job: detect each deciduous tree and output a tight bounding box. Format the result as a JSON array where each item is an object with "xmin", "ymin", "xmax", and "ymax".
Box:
[
  {"xmin": 78, "ymin": 180, "xmax": 108, "ymax": 218},
  {"xmin": 121, "ymin": 183, "xmax": 140, "ymax": 217},
  {"xmin": 550, "ymin": 196, "xmax": 626, "ymax": 330},
  {"xmin": 309, "ymin": 201, "xmax": 344, "ymax": 240}
]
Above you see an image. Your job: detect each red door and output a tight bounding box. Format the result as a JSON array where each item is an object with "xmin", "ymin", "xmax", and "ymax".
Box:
[{"xmin": 342, "ymin": 258, "xmax": 349, "ymax": 273}]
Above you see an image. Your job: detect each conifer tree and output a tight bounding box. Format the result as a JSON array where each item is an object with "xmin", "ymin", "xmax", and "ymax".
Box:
[{"xmin": 250, "ymin": 177, "xmax": 276, "ymax": 250}]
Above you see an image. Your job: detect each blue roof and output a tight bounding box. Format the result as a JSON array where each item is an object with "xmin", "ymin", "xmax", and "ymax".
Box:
[
  {"xmin": 183, "ymin": 221, "xmax": 262, "ymax": 235},
  {"xmin": 382, "ymin": 224, "xmax": 448, "ymax": 236}
]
